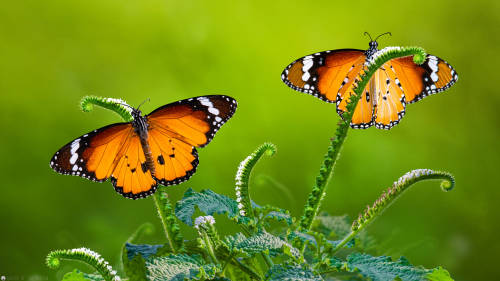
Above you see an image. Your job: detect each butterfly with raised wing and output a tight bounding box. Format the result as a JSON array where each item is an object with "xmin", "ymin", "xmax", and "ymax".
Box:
[
  {"xmin": 50, "ymin": 95, "xmax": 237, "ymax": 199},
  {"xmin": 281, "ymin": 32, "xmax": 458, "ymax": 129}
]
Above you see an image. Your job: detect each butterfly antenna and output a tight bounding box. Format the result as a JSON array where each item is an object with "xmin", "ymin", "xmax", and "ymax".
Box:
[
  {"xmin": 137, "ymin": 98, "xmax": 151, "ymax": 110},
  {"xmin": 364, "ymin": 32, "xmax": 373, "ymax": 41},
  {"xmin": 374, "ymin": 32, "xmax": 392, "ymax": 42}
]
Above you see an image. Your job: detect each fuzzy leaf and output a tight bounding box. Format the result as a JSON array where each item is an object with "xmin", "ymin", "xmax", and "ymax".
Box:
[
  {"xmin": 265, "ymin": 211, "xmax": 294, "ymax": 225},
  {"xmin": 266, "ymin": 264, "xmax": 322, "ymax": 281},
  {"xmin": 345, "ymin": 253, "xmax": 454, "ymax": 281},
  {"xmin": 228, "ymin": 231, "xmax": 299, "ymax": 258},
  {"xmin": 146, "ymin": 254, "xmax": 218, "ymax": 281},
  {"xmin": 123, "ymin": 243, "xmax": 167, "ymax": 281},
  {"xmin": 175, "ymin": 188, "xmax": 239, "ymax": 226}
]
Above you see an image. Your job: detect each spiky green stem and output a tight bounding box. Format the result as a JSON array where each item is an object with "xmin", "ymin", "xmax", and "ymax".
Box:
[
  {"xmin": 332, "ymin": 169, "xmax": 454, "ymax": 253},
  {"xmin": 80, "ymin": 95, "xmax": 134, "ymax": 122},
  {"xmin": 46, "ymin": 248, "xmax": 121, "ymax": 281},
  {"xmin": 153, "ymin": 188, "xmax": 184, "ymax": 253},
  {"xmin": 235, "ymin": 143, "xmax": 276, "ymax": 222},
  {"xmin": 297, "ymin": 47, "xmax": 427, "ymax": 247}
]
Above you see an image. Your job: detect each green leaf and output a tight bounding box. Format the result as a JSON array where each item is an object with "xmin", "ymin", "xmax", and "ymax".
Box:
[
  {"xmin": 61, "ymin": 270, "xmax": 105, "ymax": 281},
  {"xmin": 265, "ymin": 210, "xmax": 294, "ymax": 225},
  {"xmin": 146, "ymin": 254, "xmax": 218, "ymax": 281},
  {"xmin": 175, "ymin": 188, "xmax": 239, "ymax": 226},
  {"xmin": 425, "ymin": 267, "xmax": 454, "ymax": 281},
  {"xmin": 227, "ymin": 231, "xmax": 299, "ymax": 258},
  {"xmin": 61, "ymin": 270, "xmax": 91, "ymax": 281},
  {"xmin": 122, "ymin": 243, "xmax": 167, "ymax": 281},
  {"xmin": 266, "ymin": 264, "xmax": 322, "ymax": 281},
  {"xmin": 315, "ymin": 214, "xmax": 351, "ymax": 238},
  {"xmin": 345, "ymin": 253, "xmax": 454, "ymax": 281}
]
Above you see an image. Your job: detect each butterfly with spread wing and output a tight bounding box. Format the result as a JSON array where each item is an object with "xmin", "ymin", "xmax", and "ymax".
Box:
[
  {"xmin": 50, "ymin": 95, "xmax": 237, "ymax": 199},
  {"xmin": 281, "ymin": 32, "xmax": 458, "ymax": 129}
]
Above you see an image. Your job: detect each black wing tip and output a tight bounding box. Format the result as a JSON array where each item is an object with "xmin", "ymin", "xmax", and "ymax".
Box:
[{"xmin": 111, "ymin": 177, "xmax": 158, "ymax": 200}]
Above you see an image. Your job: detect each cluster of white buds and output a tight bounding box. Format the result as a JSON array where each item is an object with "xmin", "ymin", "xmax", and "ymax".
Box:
[
  {"xmin": 106, "ymin": 97, "xmax": 133, "ymax": 115},
  {"xmin": 70, "ymin": 248, "xmax": 121, "ymax": 281},
  {"xmin": 365, "ymin": 46, "xmax": 402, "ymax": 67},
  {"xmin": 395, "ymin": 169, "xmax": 434, "ymax": 187},
  {"xmin": 235, "ymin": 155, "xmax": 252, "ymax": 216},
  {"xmin": 194, "ymin": 215, "xmax": 216, "ymax": 230}
]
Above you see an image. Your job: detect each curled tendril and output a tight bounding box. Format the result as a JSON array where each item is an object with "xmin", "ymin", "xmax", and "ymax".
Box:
[
  {"xmin": 46, "ymin": 248, "xmax": 121, "ymax": 281},
  {"xmin": 80, "ymin": 95, "xmax": 134, "ymax": 122},
  {"xmin": 331, "ymin": 169, "xmax": 455, "ymax": 253},
  {"xmin": 235, "ymin": 143, "xmax": 276, "ymax": 221},
  {"xmin": 297, "ymin": 46, "xmax": 428, "ymax": 244}
]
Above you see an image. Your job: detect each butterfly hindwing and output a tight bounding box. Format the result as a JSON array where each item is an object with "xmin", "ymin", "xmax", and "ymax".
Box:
[
  {"xmin": 50, "ymin": 123, "xmax": 133, "ymax": 182},
  {"xmin": 388, "ymin": 54, "xmax": 458, "ymax": 104},
  {"xmin": 110, "ymin": 134, "xmax": 158, "ymax": 199},
  {"xmin": 372, "ymin": 64, "xmax": 406, "ymax": 129},
  {"xmin": 146, "ymin": 95, "xmax": 237, "ymax": 148},
  {"xmin": 282, "ymin": 49, "xmax": 366, "ymax": 103},
  {"xmin": 148, "ymin": 129, "xmax": 199, "ymax": 186}
]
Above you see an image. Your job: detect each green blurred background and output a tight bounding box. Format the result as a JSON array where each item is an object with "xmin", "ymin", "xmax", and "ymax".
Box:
[{"xmin": 1, "ymin": 0, "xmax": 498, "ymax": 280}]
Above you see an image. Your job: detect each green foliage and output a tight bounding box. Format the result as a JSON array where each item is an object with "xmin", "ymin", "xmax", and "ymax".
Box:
[
  {"xmin": 225, "ymin": 231, "xmax": 299, "ymax": 258},
  {"xmin": 61, "ymin": 270, "xmax": 92, "ymax": 281},
  {"xmin": 146, "ymin": 254, "xmax": 218, "ymax": 281},
  {"xmin": 175, "ymin": 188, "xmax": 239, "ymax": 226},
  {"xmin": 344, "ymin": 253, "xmax": 454, "ymax": 281},
  {"xmin": 266, "ymin": 264, "xmax": 322, "ymax": 281},
  {"xmin": 153, "ymin": 187, "xmax": 184, "ymax": 253}
]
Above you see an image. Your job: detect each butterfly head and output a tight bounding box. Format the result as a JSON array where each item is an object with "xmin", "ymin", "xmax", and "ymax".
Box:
[
  {"xmin": 364, "ymin": 32, "xmax": 391, "ymax": 58},
  {"xmin": 131, "ymin": 108, "xmax": 143, "ymax": 120}
]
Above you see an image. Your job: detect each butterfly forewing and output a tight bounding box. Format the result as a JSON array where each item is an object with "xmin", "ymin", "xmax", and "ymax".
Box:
[
  {"xmin": 282, "ymin": 49, "xmax": 366, "ymax": 104},
  {"xmin": 146, "ymin": 95, "xmax": 237, "ymax": 147},
  {"xmin": 50, "ymin": 123, "xmax": 133, "ymax": 182}
]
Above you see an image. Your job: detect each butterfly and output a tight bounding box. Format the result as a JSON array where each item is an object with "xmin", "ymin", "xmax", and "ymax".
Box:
[
  {"xmin": 281, "ymin": 32, "xmax": 458, "ymax": 129},
  {"xmin": 50, "ymin": 95, "xmax": 237, "ymax": 199}
]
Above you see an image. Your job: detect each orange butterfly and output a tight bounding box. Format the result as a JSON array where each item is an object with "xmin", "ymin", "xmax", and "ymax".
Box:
[
  {"xmin": 50, "ymin": 95, "xmax": 237, "ymax": 199},
  {"xmin": 281, "ymin": 33, "xmax": 458, "ymax": 129}
]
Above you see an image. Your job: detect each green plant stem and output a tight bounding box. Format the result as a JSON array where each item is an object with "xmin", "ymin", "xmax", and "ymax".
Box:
[
  {"xmin": 332, "ymin": 169, "xmax": 454, "ymax": 254},
  {"xmin": 262, "ymin": 253, "xmax": 274, "ymax": 268},
  {"xmin": 230, "ymin": 257, "xmax": 263, "ymax": 280},
  {"xmin": 153, "ymin": 188, "xmax": 183, "ymax": 253},
  {"xmin": 297, "ymin": 46, "xmax": 427, "ymax": 251},
  {"xmin": 201, "ymin": 231, "xmax": 219, "ymax": 264}
]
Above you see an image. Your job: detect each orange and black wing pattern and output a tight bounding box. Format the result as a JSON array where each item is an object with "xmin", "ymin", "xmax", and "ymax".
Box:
[
  {"xmin": 281, "ymin": 49, "xmax": 366, "ymax": 104},
  {"xmin": 50, "ymin": 123, "xmax": 133, "ymax": 182},
  {"xmin": 50, "ymin": 123, "xmax": 158, "ymax": 199},
  {"xmin": 146, "ymin": 95, "xmax": 237, "ymax": 186},
  {"xmin": 282, "ymin": 48, "xmax": 458, "ymax": 130}
]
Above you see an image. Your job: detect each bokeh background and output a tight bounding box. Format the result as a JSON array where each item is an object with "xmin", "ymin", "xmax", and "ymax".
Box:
[{"xmin": 1, "ymin": 0, "xmax": 499, "ymax": 280}]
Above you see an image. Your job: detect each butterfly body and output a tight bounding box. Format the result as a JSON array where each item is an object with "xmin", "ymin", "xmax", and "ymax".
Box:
[
  {"xmin": 50, "ymin": 95, "xmax": 237, "ymax": 199},
  {"xmin": 281, "ymin": 39, "xmax": 458, "ymax": 129}
]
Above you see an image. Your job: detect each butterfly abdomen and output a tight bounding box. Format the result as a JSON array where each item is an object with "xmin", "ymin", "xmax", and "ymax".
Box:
[
  {"xmin": 139, "ymin": 136, "xmax": 156, "ymax": 175},
  {"xmin": 132, "ymin": 111, "xmax": 156, "ymax": 176}
]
